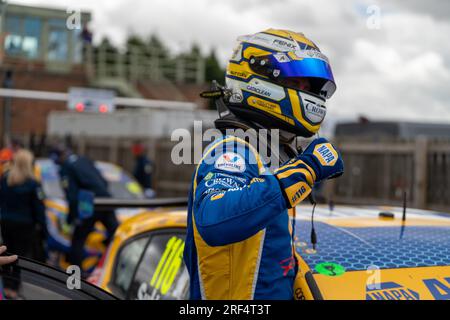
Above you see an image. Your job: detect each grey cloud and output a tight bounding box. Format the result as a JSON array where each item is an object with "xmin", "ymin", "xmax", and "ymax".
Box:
[{"xmin": 10, "ymin": 0, "xmax": 450, "ymax": 123}]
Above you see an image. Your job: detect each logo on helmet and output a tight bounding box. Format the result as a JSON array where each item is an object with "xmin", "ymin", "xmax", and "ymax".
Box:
[
  {"xmin": 305, "ymin": 102, "xmax": 326, "ymax": 124},
  {"xmin": 231, "ymin": 92, "xmax": 244, "ymax": 103},
  {"xmin": 313, "ymin": 143, "xmax": 338, "ymax": 166},
  {"xmin": 272, "ymin": 39, "xmax": 298, "ymax": 51},
  {"xmin": 246, "ymin": 85, "xmax": 272, "ymax": 98}
]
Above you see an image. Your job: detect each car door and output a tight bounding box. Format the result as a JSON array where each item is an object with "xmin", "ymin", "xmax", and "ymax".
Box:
[
  {"xmin": 108, "ymin": 228, "xmax": 188, "ymax": 300},
  {"xmin": 0, "ymin": 257, "xmax": 117, "ymax": 300}
]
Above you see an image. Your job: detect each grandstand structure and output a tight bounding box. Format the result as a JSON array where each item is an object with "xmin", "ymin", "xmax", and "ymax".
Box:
[{"xmin": 0, "ymin": 1, "xmax": 207, "ymax": 142}]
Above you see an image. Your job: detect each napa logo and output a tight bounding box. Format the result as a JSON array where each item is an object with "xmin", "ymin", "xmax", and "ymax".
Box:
[
  {"xmin": 215, "ymin": 152, "xmax": 246, "ymax": 173},
  {"xmin": 423, "ymin": 277, "xmax": 450, "ymax": 300},
  {"xmin": 313, "ymin": 143, "xmax": 338, "ymax": 166},
  {"xmin": 366, "ymin": 282, "xmax": 420, "ymax": 300}
]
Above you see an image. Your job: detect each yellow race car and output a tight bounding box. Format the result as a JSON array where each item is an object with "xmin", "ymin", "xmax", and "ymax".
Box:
[
  {"xmin": 88, "ymin": 208, "xmax": 188, "ymax": 300},
  {"xmin": 90, "ymin": 204, "xmax": 450, "ymax": 300},
  {"xmin": 34, "ymin": 159, "xmax": 149, "ymax": 272}
]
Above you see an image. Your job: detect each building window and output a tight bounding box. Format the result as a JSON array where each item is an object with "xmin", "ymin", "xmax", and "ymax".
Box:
[
  {"xmin": 47, "ymin": 19, "xmax": 68, "ymax": 62},
  {"xmin": 4, "ymin": 15, "xmax": 41, "ymax": 59}
]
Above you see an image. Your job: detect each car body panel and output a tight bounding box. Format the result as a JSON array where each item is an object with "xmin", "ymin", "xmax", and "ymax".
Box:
[
  {"xmin": 294, "ymin": 204, "xmax": 450, "ymax": 300},
  {"xmin": 90, "ymin": 208, "xmax": 187, "ymax": 296},
  {"xmin": 92, "ymin": 204, "xmax": 450, "ymax": 300},
  {"xmin": 0, "ymin": 257, "xmax": 117, "ymax": 300}
]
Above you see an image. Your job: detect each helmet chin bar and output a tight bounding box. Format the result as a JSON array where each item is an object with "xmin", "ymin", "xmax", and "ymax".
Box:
[
  {"xmin": 208, "ymin": 86, "xmax": 299, "ymax": 145},
  {"xmin": 297, "ymin": 88, "xmax": 327, "ymax": 126},
  {"xmin": 202, "ymin": 80, "xmax": 326, "ymax": 139}
]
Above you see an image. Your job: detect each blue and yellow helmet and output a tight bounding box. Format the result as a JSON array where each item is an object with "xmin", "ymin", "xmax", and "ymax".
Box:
[{"xmin": 225, "ymin": 29, "xmax": 336, "ymax": 137}]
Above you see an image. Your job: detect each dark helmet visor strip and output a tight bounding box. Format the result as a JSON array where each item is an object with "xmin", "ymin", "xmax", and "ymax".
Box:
[{"xmin": 250, "ymin": 54, "xmax": 337, "ymax": 99}]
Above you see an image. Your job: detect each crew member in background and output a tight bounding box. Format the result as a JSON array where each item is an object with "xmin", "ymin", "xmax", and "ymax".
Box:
[
  {"xmin": 53, "ymin": 147, "xmax": 118, "ymax": 271},
  {"xmin": 0, "ymin": 138, "xmax": 24, "ymax": 177},
  {"xmin": 0, "ymin": 149, "xmax": 47, "ymax": 299},
  {"xmin": 184, "ymin": 29, "xmax": 344, "ymax": 300},
  {"xmin": 132, "ymin": 142, "xmax": 155, "ymax": 198}
]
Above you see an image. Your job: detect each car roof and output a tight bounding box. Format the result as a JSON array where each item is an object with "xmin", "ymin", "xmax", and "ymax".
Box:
[
  {"xmin": 114, "ymin": 208, "xmax": 187, "ymax": 241},
  {"xmin": 295, "ymin": 204, "xmax": 450, "ymax": 272}
]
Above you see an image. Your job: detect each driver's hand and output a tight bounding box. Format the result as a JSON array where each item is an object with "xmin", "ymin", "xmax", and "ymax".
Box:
[{"xmin": 0, "ymin": 246, "xmax": 18, "ymax": 266}]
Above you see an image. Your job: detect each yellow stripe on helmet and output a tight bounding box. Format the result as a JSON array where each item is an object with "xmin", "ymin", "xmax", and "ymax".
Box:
[
  {"xmin": 246, "ymin": 96, "xmax": 295, "ymax": 126},
  {"xmin": 263, "ymin": 29, "xmax": 318, "ymax": 49}
]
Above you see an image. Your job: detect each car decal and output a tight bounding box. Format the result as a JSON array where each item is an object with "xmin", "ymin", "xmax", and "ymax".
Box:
[{"xmin": 366, "ymin": 282, "xmax": 420, "ymax": 300}]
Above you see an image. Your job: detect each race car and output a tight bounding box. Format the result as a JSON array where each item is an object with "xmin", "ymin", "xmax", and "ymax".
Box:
[
  {"xmin": 0, "ymin": 256, "xmax": 117, "ymax": 300},
  {"xmin": 293, "ymin": 204, "xmax": 450, "ymax": 300},
  {"xmin": 90, "ymin": 203, "xmax": 450, "ymax": 300},
  {"xmin": 34, "ymin": 159, "xmax": 148, "ymax": 272},
  {"xmin": 88, "ymin": 208, "xmax": 188, "ymax": 300}
]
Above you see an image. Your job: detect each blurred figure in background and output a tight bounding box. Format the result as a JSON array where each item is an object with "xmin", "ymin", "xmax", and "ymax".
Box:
[
  {"xmin": 0, "ymin": 149, "xmax": 47, "ymax": 299},
  {"xmin": 0, "ymin": 138, "xmax": 24, "ymax": 177},
  {"xmin": 132, "ymin": 142, "xmax": 155, "ymax": 198},
  {"xmin": 52, "ymin": 146, "xmax": 118, "ymax": 271},
  {"xmin": 0, "ymin": 148, "xmax": 13, "ymax": 177}
]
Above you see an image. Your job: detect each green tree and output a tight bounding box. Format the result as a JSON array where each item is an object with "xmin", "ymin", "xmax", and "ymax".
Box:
[
  {"xmin": 94, "ymin": 37, "xmax": 118, "ymax": 73},
  {"xmin": 147, "ymin": 34, "xmax": 169, "ymax": 59},
  {"xmin": 189, "ymin": 43, "xmax": 201, "ymax": 59},
  {"xmin": 205, "ymin": 49, "xmax": 225, "ymax": 84}
]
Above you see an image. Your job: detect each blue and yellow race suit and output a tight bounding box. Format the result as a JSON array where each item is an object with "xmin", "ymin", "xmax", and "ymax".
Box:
[{"xmin": 184, "ymin": 135, "xmax": 303, "ymax": 300}]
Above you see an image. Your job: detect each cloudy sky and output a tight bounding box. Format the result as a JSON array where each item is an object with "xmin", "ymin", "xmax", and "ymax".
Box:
[{"xmin": 11, "ymin": 0, "xmax": 450, "ymax": 124}]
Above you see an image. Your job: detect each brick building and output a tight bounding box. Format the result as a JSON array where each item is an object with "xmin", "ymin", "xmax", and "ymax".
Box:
[
  {"xmin": 0, "ymin": 1, "xmax": 207, "ymax": 145},
  {"xmin": 0, "ymin": 2, "xmax": 91, "ymax": 140}
]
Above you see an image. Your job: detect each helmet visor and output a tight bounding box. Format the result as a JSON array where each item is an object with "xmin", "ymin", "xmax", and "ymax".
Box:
[{"xmin": 268, "ymin": 52, "xmax": 337, "ymax": 98}]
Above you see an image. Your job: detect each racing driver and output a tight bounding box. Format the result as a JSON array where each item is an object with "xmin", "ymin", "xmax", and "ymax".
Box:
[{"xmin": 183, "ymin": 29, "xmax": 344, "ymax": 300}]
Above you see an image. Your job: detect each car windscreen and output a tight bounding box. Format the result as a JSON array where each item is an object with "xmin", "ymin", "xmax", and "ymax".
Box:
[
  {"xmin": 95, "ymin": 162, "xmax": 144, "ymax": 200},
  {"xmin": 35, "ymin": 159, "xmax": 65, "ymax": 199},
  {"xmin": 112, "ymin": 229, "xmax": 189, "ymax": 300}
]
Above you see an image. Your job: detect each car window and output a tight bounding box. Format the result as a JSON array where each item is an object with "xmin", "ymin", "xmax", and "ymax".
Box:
[
  {"xmin": 108, "ymin": 180, "xmax": 143, "ymax": 200},
  {"xmin": 36, "ymin": 160, "xmax": 65, "ymax": 199},
  {"xmin": 0, "ymin": 258, "xmax": 116, "ymax": 300},
  {"xmin": 110, "ymin": 236, "xmax": 149, "ymax": 298},
  {"xmin": 127, "ymin": 232, "xmax": 189, "ymax": 300},
  {"xmin": 1, "ymin": 272, "xmax": 69, "ymax": 300},
  {"xmin": 95, "ymin": 162, "xmax": 144, "ymax": 200}
]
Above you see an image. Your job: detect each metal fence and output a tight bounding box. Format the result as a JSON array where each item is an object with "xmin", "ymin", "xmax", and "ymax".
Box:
[
  {"xmin": 41, "ymin": 135, "xmax": 196, "ymax": 198},
  {"xmin": 93, "ymin": 44, "xmax": 205, "ymax": 84},
  {"xmin": 330, "ymin": 137, "xmax": 450, "ymax": 211}
]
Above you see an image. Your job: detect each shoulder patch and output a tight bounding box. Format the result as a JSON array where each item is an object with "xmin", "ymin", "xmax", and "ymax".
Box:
[
  {"xmin": 204, "ymin": 172, "xmax": 214, "ymax": 181},
  {"xmin": 214, "ymin": 152, "xmax": 246, "ymax": 173}
]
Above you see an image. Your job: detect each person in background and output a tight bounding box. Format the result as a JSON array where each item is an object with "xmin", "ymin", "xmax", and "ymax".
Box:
[
  {"xmin": 0, "ymin": 138, "xmax": 24, "ymax": 177},
  {"xmin": 132, "ymin": 142, "xmax": 155, "ymax": 198},
  {"xmin": 0, "ymin": 148, "xmax": 13, "ymax": 177},
  {"xmin": 0, "ymin": 150, "xmax": 47, "ymax": 299},
  {"xmin": 53, "ymin": 146, "xmax": 118, "ymax": 271}
]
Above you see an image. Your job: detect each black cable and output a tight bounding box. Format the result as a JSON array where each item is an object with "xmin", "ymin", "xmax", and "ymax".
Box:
[{"xmin": 310, "ymin": 193, "xmax": 317, "ymax": 251}]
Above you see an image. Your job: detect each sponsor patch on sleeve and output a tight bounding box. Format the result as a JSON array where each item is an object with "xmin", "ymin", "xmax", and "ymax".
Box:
[{"xmin": 214, "ymin": 152, "xmax": 246, "ymax": 173}]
